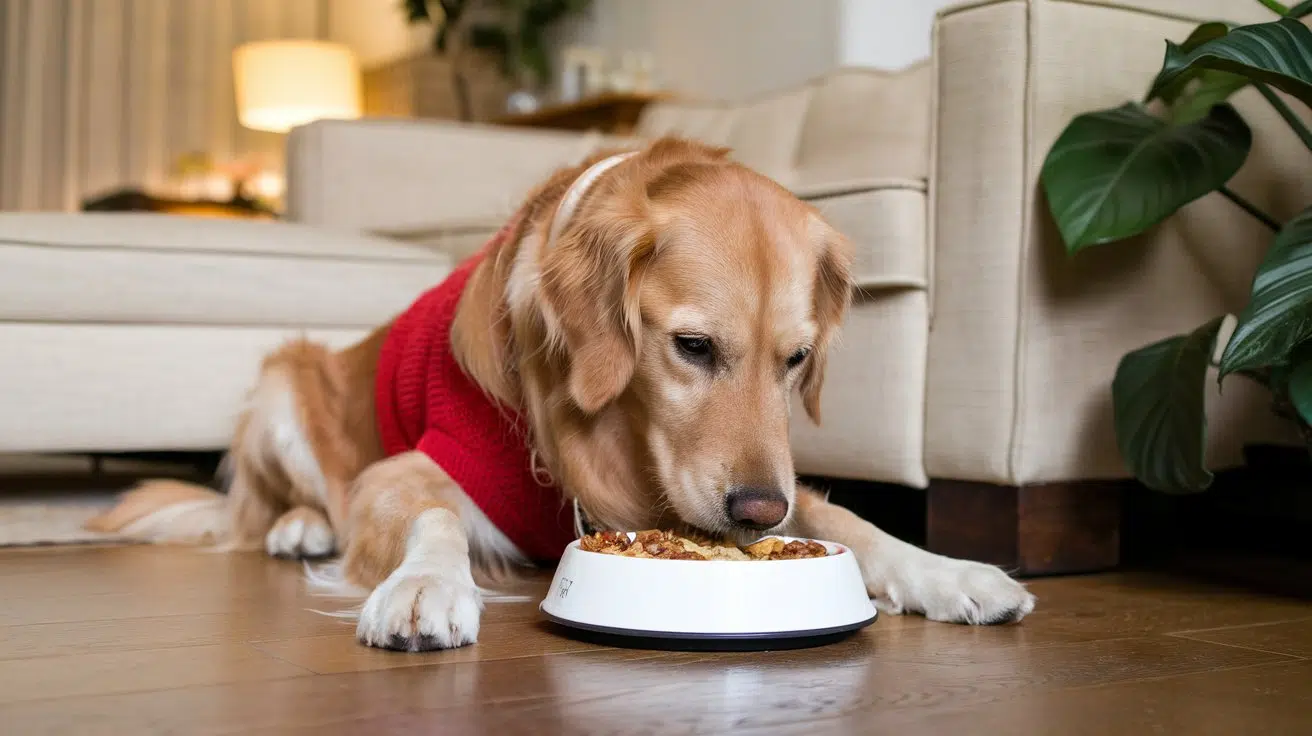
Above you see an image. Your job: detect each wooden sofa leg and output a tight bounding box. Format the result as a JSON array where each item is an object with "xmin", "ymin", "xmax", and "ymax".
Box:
[{"xmin": 926, "ymin": 481, "xmax": 1123, "ymax": 576}]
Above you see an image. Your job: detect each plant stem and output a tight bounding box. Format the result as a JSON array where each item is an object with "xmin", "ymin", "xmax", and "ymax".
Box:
[
  {"xmin": 1289, "ymin": 0, "xmax": 1312, "ymax": 18},
  {"xmin": 1254, "ymin": 82, "xmax": 1312, "ymax": 154},
  {"xmin": 1219, "ymin": 185, "xmax": 1282, "ymax": 232},
  {"xmin": 1258, "ymin": 0, "xmax": 1292, "ymax": 15}
]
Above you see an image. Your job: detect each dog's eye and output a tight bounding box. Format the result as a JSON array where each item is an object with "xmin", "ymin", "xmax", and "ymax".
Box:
[
  {"xmin": 674, "ymin": 335, "xmax": 713, "ymax": 363},
  {"xmin": 786, "ymin": 348, "xmax": 811, "ymax": 370}
]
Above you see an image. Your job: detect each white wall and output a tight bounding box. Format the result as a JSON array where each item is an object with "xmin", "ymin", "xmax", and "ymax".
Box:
[
  {"xmin": 560, "ymin": 0, "xmax": 945, "ymax": 100},
  {"xmin": 836, "ymin": 0, "xmax": 954, "ymax": 69},
  {"xmin": 654, "ymin": 0, "xmax": 842, "ymax": 101},
  {"xmin": 322, "ymin": 0, "xmax": 941, "ymax": 104},
  {"xmin": 560, "ymin": 0, "xmax": 842, "ymax": 102}
]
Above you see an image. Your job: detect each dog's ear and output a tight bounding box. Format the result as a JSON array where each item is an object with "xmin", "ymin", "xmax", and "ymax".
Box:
[
  {"xmin": 539, "ymin": 197, "xmax": 654, "ymax": 414},
  {"xmin": 800, "ymin": 216, "xmax": 854, "ymax": 424}
]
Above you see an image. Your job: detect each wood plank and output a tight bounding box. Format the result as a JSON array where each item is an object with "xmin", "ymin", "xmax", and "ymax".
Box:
[
  {"xmin": 0, "ymin": 551, "xmax": 312, "ymax": 625},
  {"xmin": 493, "ymin": 91, "xmax": 670, "ymax": 125},
  {"xmin": 772, "ymin": 660, "xmax": 1312, "ymax": 735},
  {"xmin": 442, "ymin": 636, "xmax": 1290, "ymax": 735},
  {"xmin": 251, "ymin": 620, "xmax": 604, "ymax": 674},
  {"xmin": 0, "ymin": 609, "xmax": 347, "ymax": 661},
  {"xmin": 1173, "ymin": 617, "xmax": 1312, "ymax": 658},
  {"xmin": 0, "ymin": 649, "xmax": 673, "ymax": 734},
  {"xmin": 0, "ymin": 642, "xmax": 309, "ymax": 705},
  {"xmin": 1018, "ymin": 571, "xmax": 1312, "ymax": 639},
  {"xmin": 1, "ymin": 629, "xmax": 1288, "ymax": 734}
]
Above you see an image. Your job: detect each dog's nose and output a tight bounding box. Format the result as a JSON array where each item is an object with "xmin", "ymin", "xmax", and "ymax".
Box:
[{"xmin": 726, "ymin": 488, "xmax": 789, "ymax": 530}]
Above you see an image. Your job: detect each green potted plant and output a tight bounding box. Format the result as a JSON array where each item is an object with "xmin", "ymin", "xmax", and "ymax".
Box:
[
  {"xmin": 403, "ymin": 0, "xmax": 591, "ymax": 121},
  {"xmin": 1040, "ymin": 1, "xmax": 1312, "ymax": 493}
]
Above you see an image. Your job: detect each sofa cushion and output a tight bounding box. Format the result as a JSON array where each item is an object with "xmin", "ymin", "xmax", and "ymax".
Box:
[
  {"xmin": 635, "ymin": 66, "xmax": 931, "ymax": 293},
  {"xmin": 635, "ymin": 103, "xmax": 738, "ymax": 148},
  {"xmin": 376, "ymin": 181, "xmax": 929, "ymax": 296},
  {"xmin": 788, "ymin": 183, "xmax": 930, "ymax": 487},
  {"xmin": 0, "ymin": 213, "xmax": 451, "ymax": 328},
  {"xmin": 725, "ymin": 86, "xmax": 815, "ymax": 185},
  {"xmin": 636, "ymin": 65, "xmax": 932, "ymax": 190},
  {"xmin": 790, "ymin": 291, "xmax": 929, "ymax": 488},
  {"xmin": 803, "ymin": 183, "xmax": 927, "ymax": 291},
  {"xmin": 795, "ymin": 66, "xmax": 932, "ymax": 192},
  {"xmin": 287, "ymin": 119, "xmax": 622, "ymax": 234}
]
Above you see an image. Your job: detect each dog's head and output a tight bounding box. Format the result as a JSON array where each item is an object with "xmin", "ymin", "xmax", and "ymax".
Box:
[{"xmin": 499, "ymin": 139, "xmax": 852, "ymax": 538}]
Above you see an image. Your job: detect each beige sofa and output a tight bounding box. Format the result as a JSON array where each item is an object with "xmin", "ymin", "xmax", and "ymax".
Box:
[{"xmin": 3, "ymin": 0, "xmax": 1307, "ymax": 568}]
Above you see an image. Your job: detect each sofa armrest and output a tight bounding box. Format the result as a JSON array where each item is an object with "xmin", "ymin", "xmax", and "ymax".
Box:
[
  {"xmin": 284, "ymin": 119, "xmax": 615, "ymax": 233},
  {"xmin": 926, "ymin": 0, "xmax": 1301, "ymax": 486}
]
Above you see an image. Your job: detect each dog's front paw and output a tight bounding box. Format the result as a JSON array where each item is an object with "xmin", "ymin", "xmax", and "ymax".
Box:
[
  {"xmin": 265, "ymin": 506, "xmax": 335, "ymax": 559},
  {"xmin": 873, "ymin": 555, "xmax": 1035, "ymax": 625},
  {"xmin": 357, "ymin": 573, "xmax": 482, "ymax": 651}
]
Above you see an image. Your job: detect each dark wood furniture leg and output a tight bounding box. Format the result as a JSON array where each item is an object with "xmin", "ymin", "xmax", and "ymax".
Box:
[{"xmin": 927, "ymin": 481, "xmax": 1123, "ymax": 576}]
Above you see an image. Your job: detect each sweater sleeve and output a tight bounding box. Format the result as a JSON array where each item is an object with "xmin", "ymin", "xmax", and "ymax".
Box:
[{"xmin": 414, "ymin": 430, "xmax": 455, "ymax": 482}]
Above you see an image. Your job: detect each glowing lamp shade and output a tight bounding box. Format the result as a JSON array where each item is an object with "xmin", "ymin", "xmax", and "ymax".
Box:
[{"xmin": 233, "ymin": 40, "xmax": 361, "ymax": 133}]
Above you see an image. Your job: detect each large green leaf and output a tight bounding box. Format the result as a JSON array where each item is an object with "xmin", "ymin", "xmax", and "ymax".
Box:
[
  {"xmin": 1144, "ymin": 23, "xmax": 1250, "ymax": 124},
  {"xmin": 1041, "ymin": 103, "xmax": 1252, "ymax": 253},
  {"xmin": 1149, "ymin": 22, "xmax": 1235, "ymax": 105},
  {"xmin": 1170, "ymin": 70, "xmax": 1251, "ymax": 124},
  {"xmin": 1286, "ymin": 346, "xmax": 1312, "ymax": 425},
  {"xmin": 1220, "ymin": 206, "xmax": 1312, "ymax": 376},
  {"xmin": 1148, "ymin": 19, "xmax": 1312, "ymax": 109},
  {"xmin": 1112, "ymin": 317, "xmax": 1225, "ymax": 493}
]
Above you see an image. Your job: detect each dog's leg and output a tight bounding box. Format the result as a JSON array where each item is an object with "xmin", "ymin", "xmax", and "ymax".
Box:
[
  {"xmin": 344, "ymin": 450, "xmax": 482, "ymax": 651},
  {"xmin": 221, "ymin": 435, "xmax": 285, "ymax": 550},
  {"xmin": 89, "ymin": 337, "xmax": 366, "ymax": 553},
  {"xmin": 265, "ymin": 506, "xmax": 335, "ymax": 559},
  {"xmin": 240, "ymin": 339, "xmax": 367, "ymax": 557},
  {"xmin": 792, "ymin": 486, "xmax": 1036, "ymax": 625}
]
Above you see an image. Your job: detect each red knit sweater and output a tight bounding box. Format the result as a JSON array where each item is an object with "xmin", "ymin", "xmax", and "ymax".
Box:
[{"xmin": 374, "ymin": 224, "xmax": 577, "ymax": 562}]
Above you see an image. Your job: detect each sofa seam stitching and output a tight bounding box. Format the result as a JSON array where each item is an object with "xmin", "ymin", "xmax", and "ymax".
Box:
[
  {"xmin": 1008, "ymin": 0, "xmax": 1039, "ymax": 486},
  {"xmin": 921, "ymin": 1, "xmax": 945, "ymax": 487},
  {"xmin": 939, "ymin": 0, "xmax": 1240, "ymax": 26},
  {"xmin": 1056, "ymin": 0, "xmax": 1245, "ymax": 26}
]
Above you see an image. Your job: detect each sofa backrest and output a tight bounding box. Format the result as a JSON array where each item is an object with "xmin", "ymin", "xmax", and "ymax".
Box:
[{"xmin": 635, "ymin": 64, "xmax": 933, "ymax": 196}]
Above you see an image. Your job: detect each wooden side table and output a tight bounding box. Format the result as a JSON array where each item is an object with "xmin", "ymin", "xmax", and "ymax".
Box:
[
  {"xmin": 492, "ymin": 91, "xmax": 672, "ymax": 135},
  {"xmin": 82, "ymin": 188, "xmax": 276, "ymax": 220}
]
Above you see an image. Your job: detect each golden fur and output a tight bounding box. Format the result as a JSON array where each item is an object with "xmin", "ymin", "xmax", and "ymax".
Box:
[{"xmin": 89, "ymin": 138, "xmax": 1036, "ymax": 650}]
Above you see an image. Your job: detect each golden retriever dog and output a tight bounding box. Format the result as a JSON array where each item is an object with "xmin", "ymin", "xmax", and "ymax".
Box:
[{"xmin": 89, "ymin": 138, "xmax": 1034, "ymax": 651}]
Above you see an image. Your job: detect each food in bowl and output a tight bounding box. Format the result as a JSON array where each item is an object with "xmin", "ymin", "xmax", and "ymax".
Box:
[{"xmin": 579, "ymin": 530, "xmax": 829, "ymax": 561}]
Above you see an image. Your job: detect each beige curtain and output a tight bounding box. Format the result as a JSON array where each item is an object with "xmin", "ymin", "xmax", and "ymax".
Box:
[{"xmin": 0, "ymin": 0, "xmax": 327, "ymax": 212}]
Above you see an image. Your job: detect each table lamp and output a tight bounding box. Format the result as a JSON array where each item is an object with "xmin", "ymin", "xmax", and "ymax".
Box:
[{"xmin": 233, "ymin": 40, "xmax": 361, "ymax": 134}]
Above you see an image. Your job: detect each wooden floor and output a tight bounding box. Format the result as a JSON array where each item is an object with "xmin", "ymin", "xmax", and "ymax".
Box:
[{"xmin": 2, "ymin": 546, "xmax": 1311, "ymax": 735}]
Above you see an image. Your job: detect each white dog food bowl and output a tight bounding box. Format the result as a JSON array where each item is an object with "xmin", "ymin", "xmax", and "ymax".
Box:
[{"xmin": 540, "ymin": 534, "xmax": 877, "ymax": 651}]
